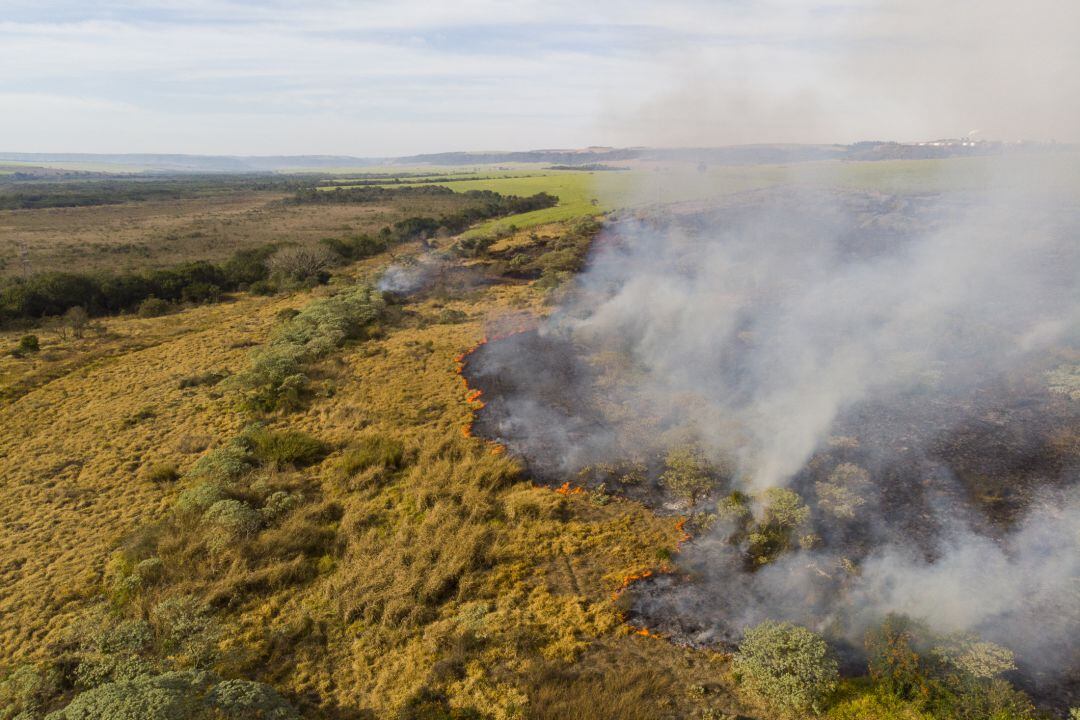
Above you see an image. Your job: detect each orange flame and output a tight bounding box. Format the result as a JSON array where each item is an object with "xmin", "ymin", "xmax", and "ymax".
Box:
[{"xmin": 555, "ymin": 481, "xmax": 584, "ymax": 496}]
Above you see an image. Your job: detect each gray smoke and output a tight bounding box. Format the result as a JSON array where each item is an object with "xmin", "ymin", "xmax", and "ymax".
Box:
[{"xmin": 466, "ymin": 157, "xmax": 1080, "ymax": 695}]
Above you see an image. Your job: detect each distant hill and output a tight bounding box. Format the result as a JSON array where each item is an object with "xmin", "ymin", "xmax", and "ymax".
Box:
[{"xmin": 0, "ymin": 141, "xmax": 1067, "ymax": 175}]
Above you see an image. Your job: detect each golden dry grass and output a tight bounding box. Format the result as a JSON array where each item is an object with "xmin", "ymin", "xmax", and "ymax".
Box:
[
  {"xmin": 0, "ymin": 223, "xmax": 731, "ymax": 718},
  {"xmin": 0, "ymin": 191, "xmax": 473, "ymax": 276}
]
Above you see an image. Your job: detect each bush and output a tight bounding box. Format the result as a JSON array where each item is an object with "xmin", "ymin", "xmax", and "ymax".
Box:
[
  {"xmin": 660, "ymin": 444, "xmax": 716, "ymax": 505},
  {"xmin": 267, "ymin": 245, "xmax": 335, "ymax": 282},
  {"xmin": 337, "ymin": 434, "xmax": 405, "ymax": 476},
  {"xmin": 747, "ymin": 488, "xmax": 811, "ymax": 566},
  {"xmin": 17, "ymin": 334, "xmax": 39, "ymax": 352},
  {"xmin": 137, "ymin": 297, "xmax": 172, "ymax": 318},
  {"xmin": 816, "ymin": 463, "xmax": 870, "ymax": 520},
  {"xmin": 202, "ymin": 499, "xmax": 262, "ymax": 548},
  {"xmin": 231, "ymin": 284, "xmax": 384, "ymax": 412},
  {"xmin": 734, "ymin": 620, "xmax": 838, "ymax": 717},
  {"xmin": 44, "ymin": 670, "xmax": 299, "ymax": 720},
  {"xmin": 865, "ymin": 614, "xmax": 931, "ymax": 702},
  {"xmin": 246, "ymin": 428, "xmax": 328, "ymax": 467},
  {"xmin": 142, "ymin": 463, "xmax": 180, "ymax": 484},
  {"xmin": 186, "ymin": 444, "xmax": 251, "ymax": 481}
]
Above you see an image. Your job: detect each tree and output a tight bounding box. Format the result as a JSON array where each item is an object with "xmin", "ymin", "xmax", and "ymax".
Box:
[
  {"xmin": 865, "ymin": 614, "xmax": 932, "ymax": 702},
  {"xmin": 267, "ymin": 245, "xmax": 334, "ymax": 282},
  {"xmin": 747, "ymin": 488, "xmax": 811, "ymax": 565},
  {"xmin": 734, "ymin": 620, "xmax": 838, "ymax": 717},
  {"xmin": 815, "ymin": 463, "xmax": 871, "ymax": 520},
  {"xmin": 660, "ymin": 444, "xmax": 716, "ymax": 506},
  {"xmin": 64, "ymin": 306, "xmax": 89, "ymax": 338}
]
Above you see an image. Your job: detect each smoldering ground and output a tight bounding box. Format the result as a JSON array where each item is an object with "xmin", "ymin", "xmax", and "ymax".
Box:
[{"xmin": 463, "ymin": 166, "xmax": 1080, "ymax": 703}]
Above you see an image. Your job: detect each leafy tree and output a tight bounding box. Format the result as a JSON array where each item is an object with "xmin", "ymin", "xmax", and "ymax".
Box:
[
  {"xmin": 660, "ymin": 444, "xmax": 716, "ymax": 505},
  {"xmin": 734, "ymin": 620, "xmax": 838, "ymax": 717},
  {"xmin": 747, "ymin": 488, "xmax": 810, "ymax": 565},
  {"xmin": 864, "ymin": 614, "xmax": 932, "ymax": 702},
  {"xmin": 815, "ymin": 463, "xmax": 871, "ymax": 520}
]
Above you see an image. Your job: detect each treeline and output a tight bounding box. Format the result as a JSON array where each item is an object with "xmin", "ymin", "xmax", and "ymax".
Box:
[
  {"xmin": 0, "ymin": 175, "xmax": 315, "ymax": 210},
  {"xmin": 0, "ymin": 249, "xmax": 268, "ymax": 323},
  {"xmin": 0, "ymin": 188, "xmax": 558, "ymax": 326}
]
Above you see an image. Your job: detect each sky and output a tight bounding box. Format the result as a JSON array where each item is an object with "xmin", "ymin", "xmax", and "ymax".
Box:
[{"xmin": 1, "ymin": 0, "xmax": 1078, "ymax": 155}]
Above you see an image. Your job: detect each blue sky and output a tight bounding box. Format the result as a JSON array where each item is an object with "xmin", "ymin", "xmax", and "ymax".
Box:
[{"xmin": 1, "ymin": 1, "xmax": 1076, "ymax": 155}]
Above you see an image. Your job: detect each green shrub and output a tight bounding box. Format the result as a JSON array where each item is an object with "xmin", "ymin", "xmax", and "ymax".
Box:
[
  {"xmin": 150, "ymin": 596, "xmax": 220, "ymax": 669},
  {"xmin": 734, "ymin": 620, "xmax": 838, "ymax": 717},
  {"xmin": 747, "ymin": 488, "xmax": 810, "ymax": 566},
  {"xmin": 337, "ymin": 434, "xmax": 405, "ymax": 477},
  {"xmin": 175, "ymin": 481, "xmax": 227, "ymax": 515},
  {"xmin": 137, "ymin": 297, "xmax": 172, "ymax": 318},
  {"xmin": 863, "ymin": 614, "xmax": 932, "ymax": 702},
  {"xmin": 185, "ymin": 445, "xmax": 251, "ymax": 483},
  {"xmin": 202, "ymin": 499, "xmax": 262, "ymax": 549},
  {"xmin": 246, "ymin": 428, "xmax": 328, "ymax": 467},
  {"xmin": 0, "ymin": 663, "xmax": 62, "ymax": 719},
  {"xmin": 660, "ymin": 444, "xmax": 716, "ymax": 505},
  {"xmin": 18, "ymin": 334, "xmax": 39, "ymax": 352},
  {"xmin": 44, "ymin": 670, "xmax": 299, "ymax": 720}
]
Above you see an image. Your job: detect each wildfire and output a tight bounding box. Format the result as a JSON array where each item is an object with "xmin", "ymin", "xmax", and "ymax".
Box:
[
  {"xmin": 674, "ymin": 516, "xmax": 692, "ymax": 545},
  {"xmin": 555, "ymin": 481, "xmax": 584, "ymax": 496},
  {"xmin": 631, "ymin": 625, "xmax": 663, "ymax": 639},
  {"xmin": 611, "ymin": 568, "xmax": 653, "ymax": 600}
]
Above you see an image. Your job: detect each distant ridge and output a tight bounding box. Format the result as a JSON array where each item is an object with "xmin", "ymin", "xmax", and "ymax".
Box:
[{"xmin": 0, "ymin": 141, "xmax": 1063, "ymax": 174}]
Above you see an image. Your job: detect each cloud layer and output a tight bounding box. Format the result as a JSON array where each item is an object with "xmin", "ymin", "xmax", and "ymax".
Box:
[{"xmin": 2, "ymin": 1, "xmax": 1077, "ymax": 153}]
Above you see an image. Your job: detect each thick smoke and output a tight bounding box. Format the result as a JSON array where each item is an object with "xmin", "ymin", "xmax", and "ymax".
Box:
[{"xmin": 464, "ymin": 159, "xmax": 1080, "ymax": 699}]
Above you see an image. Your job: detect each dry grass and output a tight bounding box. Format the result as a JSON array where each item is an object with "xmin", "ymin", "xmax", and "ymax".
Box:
[
  {"xmin": 0, "ymin": 220, "xmax": 707, "ymax": 719},
  {"xmin": 0, "ymin": 191, "xmax": 473, "ymax": 277}
]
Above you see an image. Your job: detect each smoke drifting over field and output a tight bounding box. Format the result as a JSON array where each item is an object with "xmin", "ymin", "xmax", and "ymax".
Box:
[{"xmin": 464, "ymin": 162, "xmax": 1080, "ymax": 700}]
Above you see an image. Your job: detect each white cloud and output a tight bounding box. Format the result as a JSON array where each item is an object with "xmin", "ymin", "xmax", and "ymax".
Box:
[{"xmin": 0, "ymin": 0, "xmax": 1076, "ymax": 154}]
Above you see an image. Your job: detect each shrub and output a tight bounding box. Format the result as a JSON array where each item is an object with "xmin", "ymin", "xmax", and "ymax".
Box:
[
  {"xmin": 175, "ymin": 481, "xmax": 227, "ymax": 515},
  {"xmin": 0, "ymin": 663, "xmax": 62, "ymax": 719},
  {"xmin": 816, "ymin": 463, "xmax": 871, "ymax": 520},
  {"xmin": 660, "ymin": 444, "xmax": 716, "ymax": 505},
  {"xmin": 180, "ymin": 282, "xmax": 221, "ymax": 304},
  {"xmin": 932, "ymin": 634, "xmax": 1016, "ymax": 680},
  {"xmin": 143, "ymin": 463, "xmax": 180, "ymax": 484},
  {"xmin": 150, "ymin": 596, "xmax": 220, "ymax": 669},
  {"xmin": 185, "ymin": 445, "xmax": 251, "ymax": 483},
  {"xmin": 734, "ymin": 620, "xmax": 838, "ymax": 717},
  {"xmin": 246, "ymin": 428, "xmax": 328, "ymax": 467},
  {"xmin": 137, "ymin": 296, "xmax": 172, "ymax": 318},
  {"xmin": 747, "ymin": 488, "xmax": 810, "ymax": 566},
  {"xmin": 865, "ymin": 614, "xmax": 931, "ymax": 702},
  {"xmin": 267, "ymin": 245, "xmax": 335, "ymax": 282},
  {"xmin": 17, "ymin": 334, "xmax": 39, "ymax": 353},
  {"xmin": 44, "ymin": 670, "xmax": 299, "ymax": 720},
  {"xmin": 177, "ymin": 371, "xmax": 227, "ymax": 389},
  {"xmin": 202, "ymin": 499, "xmax": 262, "ymax": 549},
  {"xmin": 339, "ymin": 434, "xmax": 406, "ymax": 475}
]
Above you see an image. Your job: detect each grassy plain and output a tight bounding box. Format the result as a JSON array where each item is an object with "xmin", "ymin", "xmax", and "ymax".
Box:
[
  {"xmin": 0, "ymin": 190, "xmax": 479, "ymax": 277},
  {"xmin": 0, "ymin": 225, "xmax": 739, "ymax": 717},
  {"xmin": 1, "ymin": 156, "xmax": 1062, "ymax": 718}
]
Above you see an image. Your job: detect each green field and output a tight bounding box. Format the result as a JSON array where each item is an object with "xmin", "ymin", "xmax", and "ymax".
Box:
[{"xmin": 313, "ymin": 154, "xmax": 1080, "ymax": 238}]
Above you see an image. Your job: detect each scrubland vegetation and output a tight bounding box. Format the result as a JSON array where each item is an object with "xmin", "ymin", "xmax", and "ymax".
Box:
[{"xmin": 1, "ymin": 164, "xmax": 1075, "ymax": 720}]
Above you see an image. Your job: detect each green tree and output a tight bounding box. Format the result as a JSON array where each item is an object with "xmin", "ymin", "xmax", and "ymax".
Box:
[
  {"xmin": 660, "ymin": 444, "xmax": 716, "ymax": 505},
  {"xmin": 733, "ymin": 620, "xmax": 838, "ymax": 717},
  {"xmin": 864, "ymin": 614, "xmax": 931, "ymax": 702}
]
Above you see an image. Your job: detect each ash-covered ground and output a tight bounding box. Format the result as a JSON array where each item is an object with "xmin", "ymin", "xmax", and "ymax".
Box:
[{"xmin": 463, "ymin": 187, "xmax": 1080, "ymax": 708}]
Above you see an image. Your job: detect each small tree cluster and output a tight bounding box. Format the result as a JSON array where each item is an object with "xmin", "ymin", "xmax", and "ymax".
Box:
[{"xmin": 733, "ymin": 620, "xmax": 838, "ymax": 717}]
